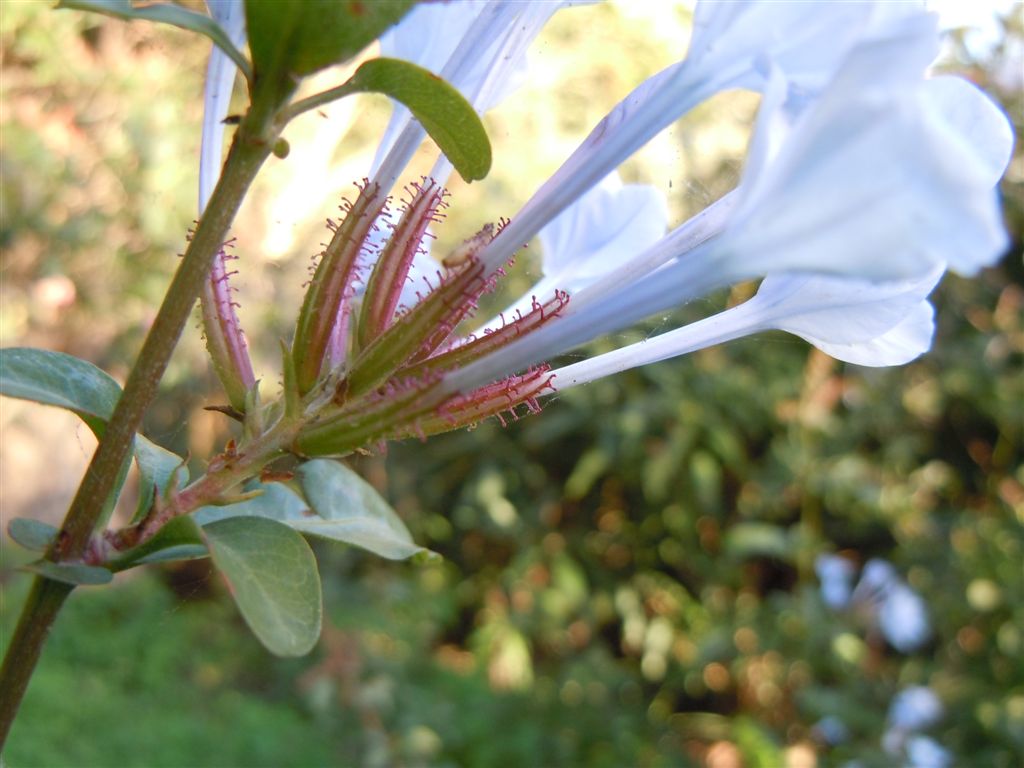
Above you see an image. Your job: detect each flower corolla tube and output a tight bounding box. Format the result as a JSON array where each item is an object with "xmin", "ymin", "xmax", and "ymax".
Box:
[{"xmin": 198, "ymin": 0, "xmax": 1013, "ymax": 456}]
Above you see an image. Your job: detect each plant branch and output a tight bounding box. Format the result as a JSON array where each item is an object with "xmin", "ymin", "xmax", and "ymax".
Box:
[
  {"xmin": 279, "ymin": 81, "xmax": 359, "ymax": 124},
  {"xmin": 0, "ymin": 116, "xmax": 277, "ymax": 750},
  {"xmin": 0, "ymin": 580, "xmax": 73, "ymax": 748}
]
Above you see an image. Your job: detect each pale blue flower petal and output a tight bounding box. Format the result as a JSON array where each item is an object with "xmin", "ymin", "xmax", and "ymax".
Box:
[
  {"xmin": 716, "ymin": 27, "xmax": 1007, "ymax": 282},
  {"xmin": 816, "ymin": 554, "xmax": 857, "ymax": 610},
  {"xmin": 538, "ymin": 173, "xmax": 669, "ymax": 289},
  {"xmin": 905, "ymin": 736, "xmax": 954, "ymax": 768},
  {"xmin": 372, "ymin": 2, "xmax": 571, "ymax": 186},
  {"xmin": 806, "ymin": 301, "xmax": 935, "ymax": 367},
  {"xmin": 689, "ymin": 0, "xmax": 931, "ymax": 95},
  {"xmin": 852, "ymin": 558, "xmax": 899, "ymax": 603},
  {"xmin": 199, "ymin": 0, "xmax": 246, "ymax": 211},
  {"xmin": 879, "ymin": 582, "xmax": 931, "ymax": 652},
  {"xmin": 372, "ymin": 1, "xmax": 490, "ymax": 175},
  {"xmin": 924, "ymin": 76, "xmax": 1015, "ymax": 186},
  {"xmin": 757, "ymin": 268, "xmax": 940, "ymax": 345},
  {"xmin": 888, "ymin": 687, "xmax": 944, "ymax": 731},
  {"xmin": 753, "ymin": 268, "xmax": 941, "ymax": 366}
]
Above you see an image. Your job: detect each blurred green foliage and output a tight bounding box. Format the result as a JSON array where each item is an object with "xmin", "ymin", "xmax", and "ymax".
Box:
[{"xmin": 2, "ymin": 2, "xmax": 1023, "ymax": 767}]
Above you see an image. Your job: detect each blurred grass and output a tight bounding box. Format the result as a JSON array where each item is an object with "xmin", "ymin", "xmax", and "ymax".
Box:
[{"xmin": 2, "ymin": 2, "xmax": 1023, "ymax": 767}]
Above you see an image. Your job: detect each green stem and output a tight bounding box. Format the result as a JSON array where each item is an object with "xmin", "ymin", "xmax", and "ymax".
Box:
[
  {"xmin": 279, "ymin": 81, "xmax": 359, "ymax": 124},
  {"xmin": 137, "ymin": 415, "xmax": 303, "ymax": 543},
  {"xmin": 0, "ymin": 116, "xmax": 277, "ymax": 751},
  {"xmin": 0, "ymin": 579, "xmax": 73, "ymax": 748}
]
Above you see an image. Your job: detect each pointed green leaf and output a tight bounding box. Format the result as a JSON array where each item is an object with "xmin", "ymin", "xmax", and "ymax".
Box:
[
  {"xmin": 349, "ymin": 58, "xmax": 492, "ymax": 182},
  {"xmin": 0, "ymin": 347, "xmax": 121, "ymax": 437},
  {"xmin": 132, "ymin": 436, "xmax": 188, "ymax": 524},
  {"xmin": 7, "ymin": 518, "xmax": 59, "ymax": 552},
  {"xmin": 297, "ymin": 459, "xmax": 434, "ymax": 560},
  {"xmin": 204, "ymin": 516, "xmax": 322, "ymax": 657},
  {"xmin": 57, "ymin": 0, "xmax": 251, "ymax": 81},
  {"xmin": 24, "ymin": 560, "xmax": 113, "ymax": 586},
  {"xmin": 107, "ymin": 516, "xmax": 208, "ymax": 572}
]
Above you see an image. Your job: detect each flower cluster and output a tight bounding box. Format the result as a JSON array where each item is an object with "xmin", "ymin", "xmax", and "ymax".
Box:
[{"xmin": 198, "ymin": 0, "xmax": 1012, "ymax": 457}]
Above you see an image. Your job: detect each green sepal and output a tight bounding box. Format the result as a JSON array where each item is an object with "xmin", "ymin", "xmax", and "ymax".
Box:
[
  {"xmin": 242, "ymin": 382, "xmax": 264, "ymax": 444},
  {"xmin": 280, "ymin": 340, "xmax": 302, "ymax": 419},
  {"xmin": 23, "ymin": 560, "xmax": 113, "ymax": 586},
  {"xmin": 57, "ymin": 0, "xmax": 251, "ymax": 82},
  {"xmin": 7, "ymin": 518, "xmax": 59, "ymax": 552}
]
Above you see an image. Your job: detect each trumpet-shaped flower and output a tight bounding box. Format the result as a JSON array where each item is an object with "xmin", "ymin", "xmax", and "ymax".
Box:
[
  {"xmin": 441, "ymin": 17, "xmax": 1012, "ymax": 396},
  {"xmin": 189, "ymin": 0, "xmax": 1013, "ymax": 457},
  {"xmin": 552, "ymin": 267, "xmax": 942, "ymax": 389},
  {"xmin": 476, "ymin": 1, "xmax": 940, "ymax": 274}
]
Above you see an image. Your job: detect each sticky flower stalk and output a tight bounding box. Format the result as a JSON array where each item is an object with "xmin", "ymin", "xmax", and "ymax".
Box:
[
  {"xmin": 345, "ymin": 255, "xmax": 491, "ymax": 397},
  {"xmin": 292, "ymin": 181, "xmax": 388, "ymax": 394},
  {"xmin": 200, "ymin": 241, "xmax": 256, "ymax": 412},
  {"xmin": 358, "ymin": 179, "xmax": 448, "ymax": 348}
]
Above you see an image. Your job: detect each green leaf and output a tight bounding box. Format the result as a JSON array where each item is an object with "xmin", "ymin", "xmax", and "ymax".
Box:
[
  {"xmin": 57, "ymin": 0, "xmax": 251, "ymax": 81},
  {"xmin": 0, "ymin": 348, "xmax": 188, "ymax": 528},
  {"xmin": 245, "ymin": 0, "xmax": 414, "ymax": 94},
  {"xmin": 204, "ymin": 516, "xmax": 322, "ymax": 657},
  {"xmin": 724, "ymin": 523, "xmax": 794, "ymax": 562},
  {"xmin": 107, "ymin": 516, "xmax": 208, "ymax": 572},
  {"xmin": 193, "ymin": 481, "xmax": 309, "ymax": 526},
  {"xmin": 348, "ymin": 58, "xmax": 492, "ymax": 182},
  {"xmin": 298, "ymin": 459, "xmax": 434, "ymax": 561},
  {"xmin": 24, "ymin": 560, "xmax": 113, "ymax": 586},
  {"xmin": 7, "ymin": 518, "xmax": 59, "ymax": 552},
  {"xmin": 132, "ymin": 436, "xmax": 188, "ymax": 524},
  {"xmin": 0, "ymin": 347, "xmax": 121, "ymax": 437}
]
